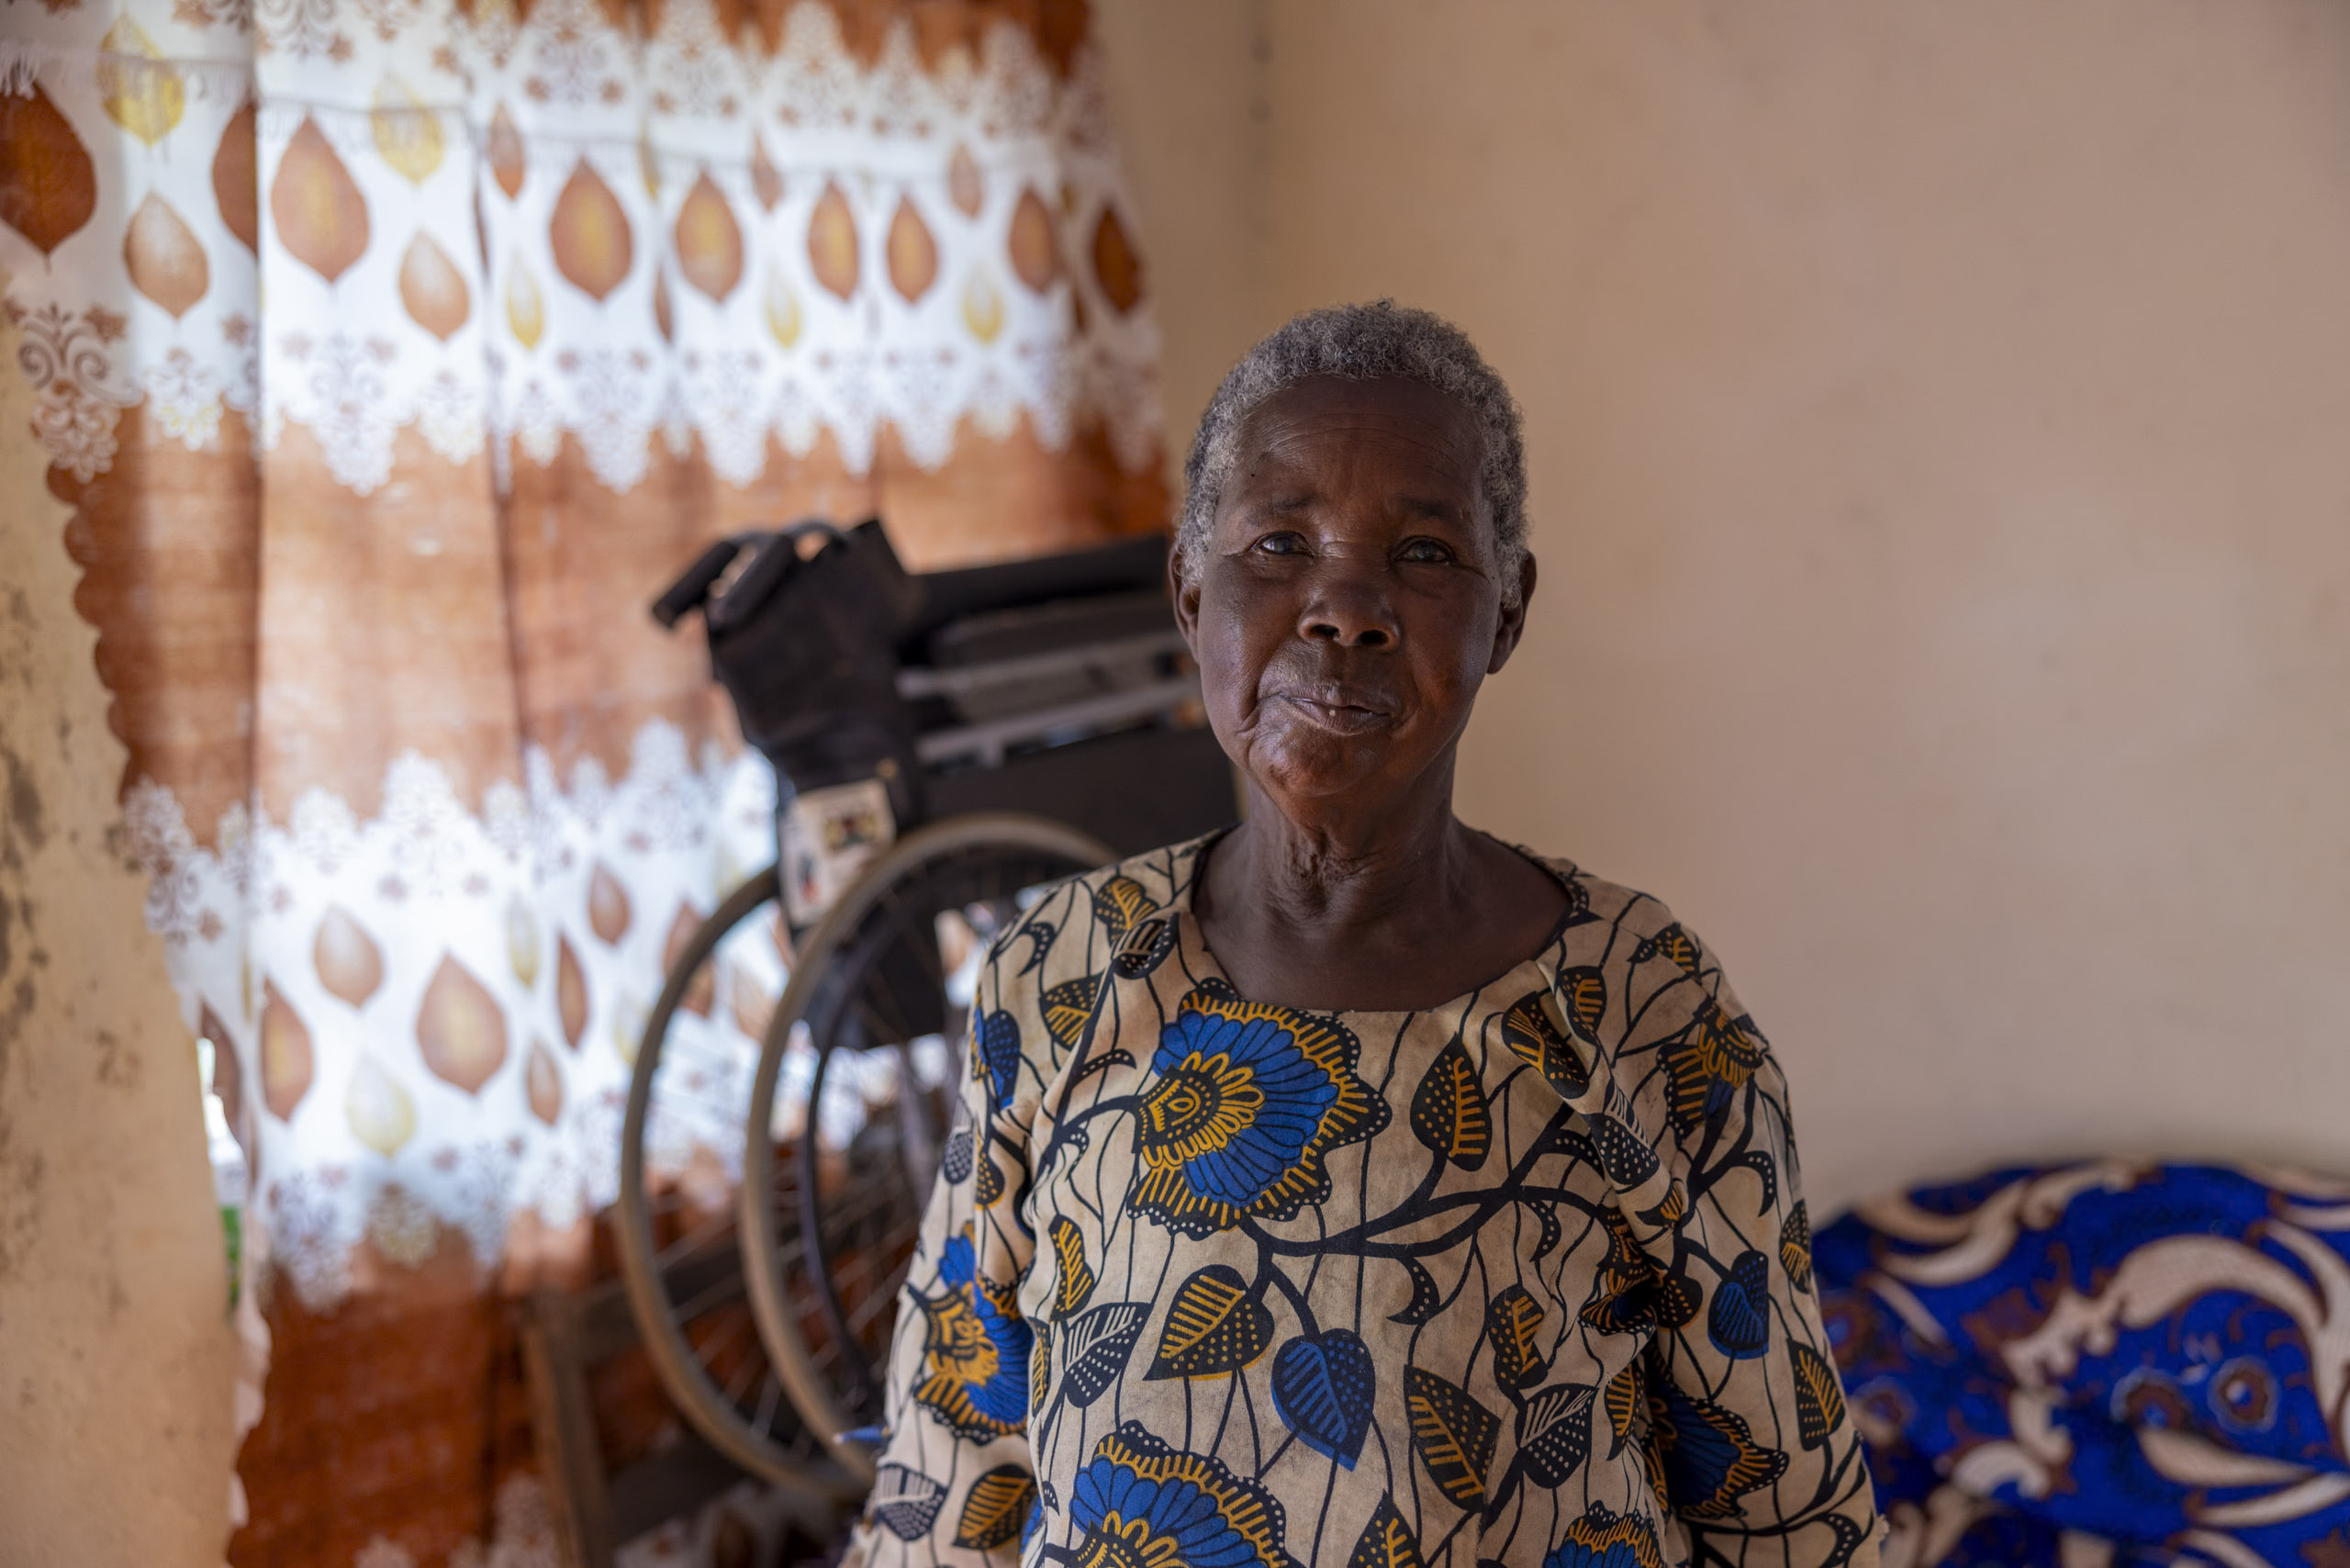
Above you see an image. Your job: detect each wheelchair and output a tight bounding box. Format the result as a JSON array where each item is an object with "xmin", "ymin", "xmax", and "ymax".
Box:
[{"xmin": 614, "ymin": 521, "xmax": 1233, "ymax": 1497}]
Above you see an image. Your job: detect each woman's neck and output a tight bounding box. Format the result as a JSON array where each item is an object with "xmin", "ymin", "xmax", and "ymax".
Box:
[
  {"xmin": 1214, "ymin": 786, "xmax": 1477, "ymax": 938},
  {"xmin": 1192, "ymin": 778, "xmax": 1567, "ymax": 1012}
]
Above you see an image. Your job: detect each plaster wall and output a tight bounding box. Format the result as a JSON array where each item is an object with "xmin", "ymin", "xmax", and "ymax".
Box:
[
  {"xmin": 1104, "ymin": 0, "xmax": 2350, "ymax": 1211},
  {"xmin": 0, "ymin": 294, "xmax": 238, "ymax": 1565}
]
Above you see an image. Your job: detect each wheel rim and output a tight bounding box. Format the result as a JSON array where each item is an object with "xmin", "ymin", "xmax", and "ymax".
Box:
[
  {"xmin": 615, "ymin": 864, "xmax": 861, "ymax": 1498},
  {"xmin": 740, "ymin": 815, "xmax": 1113, "ymax": 1479}
]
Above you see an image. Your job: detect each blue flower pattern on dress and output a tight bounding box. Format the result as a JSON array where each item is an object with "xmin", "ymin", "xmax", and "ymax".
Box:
[
  {"xmin": 912, "ymin": 1226, "xmax": 1032, "ymax": 1442},
  {"xmin": 1068, "ymin": 1425, "xmax": 1292, "ymax": 1568},
  {"xmin": 1126, "ymin": 988, "xmax": 1382, "ymax": 1238}
]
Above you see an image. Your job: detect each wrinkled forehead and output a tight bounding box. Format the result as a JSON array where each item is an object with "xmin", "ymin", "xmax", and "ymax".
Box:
[{"xmin": 1219, "ymin": 375, "xmax": 1489, "ymax": 530}]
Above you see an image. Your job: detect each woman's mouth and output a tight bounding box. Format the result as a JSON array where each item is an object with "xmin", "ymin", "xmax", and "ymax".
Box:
[{"xmin": 1272, "ymin": 690, "xmax": 1394, "ymax": 734}]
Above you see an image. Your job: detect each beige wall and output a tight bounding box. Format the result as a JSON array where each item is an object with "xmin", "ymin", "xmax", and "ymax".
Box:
[
  {"xmin": 0, "ymin": 296, "xmax": 239, "ymax": 1565},
  {"xmin": 1095, "ymin": 0, "xmax": 1271, "ymax": 476},
  {"xmin": 1104, "ymin": 0, "xmax": 2350, "ymax": 1211}
]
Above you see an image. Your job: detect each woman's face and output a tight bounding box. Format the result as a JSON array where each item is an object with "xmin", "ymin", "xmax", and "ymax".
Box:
[{"xmin": 1174, "ymin": 375, "xmax": 1534, "ymax": 819}]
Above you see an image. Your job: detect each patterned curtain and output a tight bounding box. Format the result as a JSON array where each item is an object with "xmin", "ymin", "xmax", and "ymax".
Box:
[{"xmin": 0, "ymin": 0, "xmax": 1162, "ymax": 1559}]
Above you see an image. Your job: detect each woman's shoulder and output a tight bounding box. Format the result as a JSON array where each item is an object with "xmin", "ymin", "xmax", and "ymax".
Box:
[
  {"xmin": 973, "ymin": 833, "xmax": 1215, "ymax": 1000},
  {"xmin": 1512, "ymin": 846, "xmax": 1754, "ymax": 1001},
  {"xmin": 1012, "ymin": 834, "xmax": 1211, "ymax": 940},
  {"xmin": 1508, "ymin": 845, "xmax": 1684, "ymax": 949}
]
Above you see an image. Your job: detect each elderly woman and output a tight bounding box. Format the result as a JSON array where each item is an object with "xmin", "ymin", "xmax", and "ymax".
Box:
[{"xmin": 846, "ymin": 304, "xmax": 1881, "ymax": 1568}]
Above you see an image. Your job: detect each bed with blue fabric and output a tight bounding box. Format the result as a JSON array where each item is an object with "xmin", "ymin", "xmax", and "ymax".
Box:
[{"xmin": 1815, "ymin": 1161, "xmax": 2350, "ymax": 1566}]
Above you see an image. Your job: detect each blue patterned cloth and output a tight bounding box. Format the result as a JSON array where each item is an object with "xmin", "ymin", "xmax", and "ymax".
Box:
[{"xmin": 1814, "ymin": 1162, "xmax": 2350, "ymax": 1566}]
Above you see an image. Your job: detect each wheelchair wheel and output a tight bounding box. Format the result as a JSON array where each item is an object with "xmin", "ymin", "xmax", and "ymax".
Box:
[
  {"xmin": 615, "ymin": 866, "xmax": 861, "ymax": 1497},
  {"xmin": 739, "ymin": 814, "xmax": 1113, "ymax": 1478}
]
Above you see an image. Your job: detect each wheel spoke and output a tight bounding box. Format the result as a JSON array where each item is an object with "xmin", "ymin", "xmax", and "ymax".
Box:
[{"xmin": 654, "ymin": 1209, "xmax": 734, "ymax": 1270}]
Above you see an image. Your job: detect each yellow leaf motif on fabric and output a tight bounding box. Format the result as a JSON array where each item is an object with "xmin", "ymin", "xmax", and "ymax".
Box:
[
  {"xmin": 764, "ymin": 266, "xmax": 801, "ymax": 348},
  {"xmin": 1602, "ymin": 1361, "xmax": 1644, "ymax": 1456},
  {"xmin": 525, "ymin": 1039, "xmax": 564, "ymax": 1126},
  {"xmin": 1146, "ymin": 1264, "xmax": 1272, "ymax": 1380},
  {"xmin": 1555, "ymin": 965, "xmax": 1606, "ymax": 1043},
  {"xmin": 973, "ymin": 1146, "xmax": 1006, "ymax": 1210},
  {"xmin": 1641, "ymin": 922, "xmax": 1704, "ymax": 978},
  {"xmin": 1501, "ymin": 985, "xmax": 1591, "ymax": 1097},
  {"xmin": 1791, "ymin": 1341, "xmax": 1847, "ymax": 1450},
  {"xmin": 1662, "ymin": 998, "xmax": 1768, "ymax": 1135},
  {"xmin": 1486, "ymin": 1285, "xmax": 1546, "ymax": 1391},
  {"xmin": 952, "ymin": 1465, "xmax": 1035, "ymax": 1551},
  {"xmin": 1040, "ymin": 975, "xmax": 1102, "ymax": 1055},
  {"xmin": 505, "ymin": 259, "xmax": 544, "ymax": 350},
  {"xmin": 1092, "ymin": 875, "xmax": 1153, "ymax": 939},
  {"xmin": 97, "ymin": 17, "xmax": 184, "ymax": 147},
  {"xmin": 1345, "ymin": 1497, "xmax": 1426, "ymax": 1568},
  {"xmin": 370, "ymin": 73, "xmax": 443, "ymax": 186},
  {"xmin": 1404, "ymin": 1365, "xmax": 1500, "ymax": 1507},
  {"xmin": 1050, "ymin": 1216, "xmax": 1096, "ymax": 1316},
  {"xmin": 961, "ymin": 269, "xmax": 1004, "ymax": 343},
  {"xmin": 1407, "ymin": 1035, "xmax": 1490, "ymax": 1170},
  {"xmin": 345, "ymin": 1052, "xmax": 416, "ymax": 1156},
  {"xmin": 1030, "ymin": 1320, "xmax": 1051, "ymax": 1414},
  {"xmin": 1780, "ymin": 1200, "xmax": 1814, "ymax": 1293},
  {"xmin": 505, "ymin": 894, "xmax": 541, "ymax": 988}
]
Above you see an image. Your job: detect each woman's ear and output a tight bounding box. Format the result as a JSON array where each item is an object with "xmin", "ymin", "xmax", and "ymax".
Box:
[
  {"xmin": 1168, "ymin": 536, "xmax": 1203, "ymax": 653},
  {"xmin": 1487, "ymin": 550, "xmax": 1536, "ymax": 675}
]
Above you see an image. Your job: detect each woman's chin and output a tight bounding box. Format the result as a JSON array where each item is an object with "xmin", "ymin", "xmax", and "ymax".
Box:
[{"xmin": 1244, "ymin": 734, "xmax": 1412, "ymax": 811}]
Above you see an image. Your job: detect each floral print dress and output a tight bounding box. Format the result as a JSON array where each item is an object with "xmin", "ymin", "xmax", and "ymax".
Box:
[{"xmin": 842, "ymin": 835, "xmax": 1882, "ymax": 1568}]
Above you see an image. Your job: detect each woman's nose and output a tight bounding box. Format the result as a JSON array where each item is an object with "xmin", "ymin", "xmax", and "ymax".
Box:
[{"xmin": 1298, "ymin": 566, "xmax": 1400, "ymax": 648}]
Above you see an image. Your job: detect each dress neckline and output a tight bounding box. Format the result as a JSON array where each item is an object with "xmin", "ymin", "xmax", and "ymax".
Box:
[{"xmin": 1158, "ymin": 825, "xmax": 1580, "ymax": 1022}]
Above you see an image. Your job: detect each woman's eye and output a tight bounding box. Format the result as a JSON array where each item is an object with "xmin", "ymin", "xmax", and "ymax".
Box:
[
  {"xmin": 1399, "ymin": 539, "xmax": 1456, "ymax": 564},
  {"xmin": 1251, "ymin": 532, "xmax": 1308, "ymax": 556}
]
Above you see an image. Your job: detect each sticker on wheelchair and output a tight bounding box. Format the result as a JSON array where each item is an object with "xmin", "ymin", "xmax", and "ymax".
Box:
[{"xmin": 778, "ymin": 778, "xmax": 896, "ymax": 927}]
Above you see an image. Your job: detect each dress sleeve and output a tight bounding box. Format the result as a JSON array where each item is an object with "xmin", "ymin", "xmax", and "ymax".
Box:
[
  {"xmin": 1610, "ymin": 922, "xmax": 1884, "ymax": 1565},
  {"xmin": 839, "ymin": 933, "xmax": 1046, "ymax": 1568}
]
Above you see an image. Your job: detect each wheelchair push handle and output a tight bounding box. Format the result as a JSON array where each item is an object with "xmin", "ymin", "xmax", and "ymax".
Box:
[{"xmin": 647, "ymin": 521, "xmax": 893, "ymax": 633}]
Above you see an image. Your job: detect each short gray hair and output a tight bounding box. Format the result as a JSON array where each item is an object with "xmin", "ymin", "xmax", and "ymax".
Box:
[{"xmin": 1178, "ymin": 300, "xmax": 1529, "ymax": 606}]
